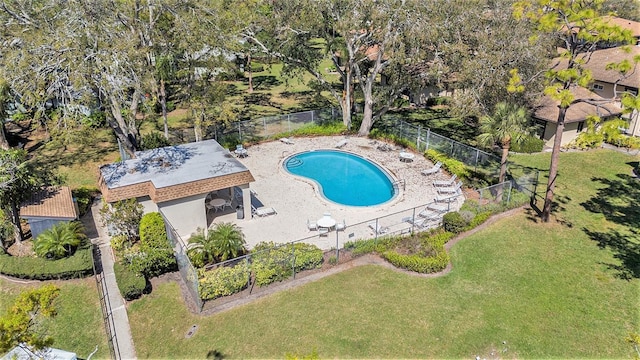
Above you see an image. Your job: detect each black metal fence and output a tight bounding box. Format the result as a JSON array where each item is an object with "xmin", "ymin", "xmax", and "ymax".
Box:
[{"xmin": 92, "ymin": 245, "xmax": 121, "ymax": 360}]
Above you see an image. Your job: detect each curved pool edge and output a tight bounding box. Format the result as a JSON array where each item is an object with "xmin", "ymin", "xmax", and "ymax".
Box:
[{"xmin": 280, "ymin": 149, "xmax": 402, "ymax": 208}]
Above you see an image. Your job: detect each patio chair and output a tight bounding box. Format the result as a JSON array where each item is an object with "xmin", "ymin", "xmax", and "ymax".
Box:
[
  {"xmin": 421, "ymin": 161, "xmax": 442, "ymax": 176},
  {"xmin": 433, "ymin": 174, "xmax": 457, "ymax": 187},
  {"xmin": 435, "ymin": 193, "xmax": 459, "ymax": 203},
  {"xmin": 280, "ymin": 137, "xmax": 294, "ymax": 145},
  {"xmin": 335, "ymin": 219, "xmax": 346, "ymax": 231},
  {"xmin": 307, "ymin": 219, "xmax": 318, "ymax": 231},
  {"xmin": 437, "ymin": 181, "xmax": 463, "ymax": 195},
  {"xmin": 419, "ymin": 207, "xmax": 446, "ymax": 218},
  {"xmin": 251, "ymin": 205, "xmax": 277, "ymax": 217},
  {"xmin": 335, "ymin": 139, "xmax": 348, "ymax": 148},
  {"xmin": 223, "ymin": 199, "xmax": 233, "ymax": 209},
  {"xmin": 318, "ymin": 227, "xmax": 329, "ymax": 237},
  {"xmin": 368, "ymin": 221, "xmax": 388, "ymax": 235}
]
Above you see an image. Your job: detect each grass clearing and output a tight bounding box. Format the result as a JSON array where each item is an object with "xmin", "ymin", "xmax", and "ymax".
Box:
[
  {"xmin": 128, "ymin": 149, "xmax": 639, "ymax": 358},
  {"xmin": 0, "ymin": 277, "xmax": 109, "ymax": 359}
]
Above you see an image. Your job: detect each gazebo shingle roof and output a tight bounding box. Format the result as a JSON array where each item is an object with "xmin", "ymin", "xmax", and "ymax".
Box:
[{"xmin": 20, "ymin": 186, "xmax": 77, "ymax": 219}]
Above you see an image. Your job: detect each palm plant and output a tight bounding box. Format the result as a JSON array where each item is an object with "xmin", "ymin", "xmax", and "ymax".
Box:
[
  {"xmin": 187, "ymin": 223, "xmax": 247, "ymax": 267},
  {"xmin": 209, "ymin": 222, "xmax": 247, "ymax": 262},
  {"xmin": 33, "ymin": 221, "xmax": 87, "ymax": 259},
  {"xmin": 477, "ymin": 102, "xmax": 533, "ymax": 184}
]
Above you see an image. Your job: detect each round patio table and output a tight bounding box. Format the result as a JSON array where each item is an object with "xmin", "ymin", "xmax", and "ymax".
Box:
[
  {"xmin": 317, "ymin": 217, "xmax": 336, "ymax": 229},
  {"xmin": 208, "ymin": 198, "xmax": 226, "ymax": 212}
]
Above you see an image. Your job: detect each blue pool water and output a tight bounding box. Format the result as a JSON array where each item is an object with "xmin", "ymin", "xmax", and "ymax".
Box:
[{"xmin": 284, "ymin": 150, "xmax": 395, "ymax": 206}]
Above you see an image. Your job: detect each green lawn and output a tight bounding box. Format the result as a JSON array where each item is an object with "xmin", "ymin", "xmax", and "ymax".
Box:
[
  {"xmin": 0, "ymin": 278, "xmax": 110, "ymax": 359},
  {"xmin": 127, "ymin": 149, "xmax": 640, "ymax": 358}
]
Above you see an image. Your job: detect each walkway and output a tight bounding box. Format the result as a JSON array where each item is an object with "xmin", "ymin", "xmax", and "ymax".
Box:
[{"xmin": 86, "ymin": 199, "xmax": 137, "ymax": 360}]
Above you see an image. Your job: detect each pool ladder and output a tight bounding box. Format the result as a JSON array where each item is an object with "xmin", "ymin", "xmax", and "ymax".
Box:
[
  {"xmin": 286, "ymin": 158, "xmax": 304, "ymax": 168},
  {"xmin": 392, "ymin": 179, "xmax": 406, "ymax": 191}
]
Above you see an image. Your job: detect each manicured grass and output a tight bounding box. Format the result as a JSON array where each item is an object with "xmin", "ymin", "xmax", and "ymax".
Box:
[
  {"xmin": 0, "ymin": 278, "xmax": 109, "ymax": 359},
  {"xmin": 128, "ymin": 149, "xmax": 639, "ymax": 358}
]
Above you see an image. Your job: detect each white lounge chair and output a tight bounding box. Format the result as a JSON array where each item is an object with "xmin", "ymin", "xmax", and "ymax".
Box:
[
  {"xmin": 280, "ymin": 137, "xmax": 294, "ymax": 145},
  {"xmin": 251, "ymin": 205, "xmax": 277, "ymax": 217},
  {"xmin": 437, "ymin": 181, "xmax": 463, "ymax": 195},
  {"xmin": 318, "ymin": 227, "xmax": 329, "ymax": 237},
  {"xmin": 422, "ymin": 204, "xmax": 447, "ymax": 216},
  {"xmin": 335, "ymin": 219, "xmax": 346, "ymax": 231},
  {"xmin": 335, "ymin": 139, "xmax": 348, "ymax": 148},
  {"xmin": 368, "ymin": 221, "xmax": 388, "ymax": 235},
  {"xmin": 435, "ymin": 193, "xmax": 459, "ymax": 203},
  {"xmin": 307, "ymin": 219, "xmax": 318, "ymax": 231},
  {"xmin": 421, "ymin": 161, "xmax": 442, "ymax": 176},
  {"xmin": 433, "ymin": 174, "xmax": 457, "ymax": 187}
]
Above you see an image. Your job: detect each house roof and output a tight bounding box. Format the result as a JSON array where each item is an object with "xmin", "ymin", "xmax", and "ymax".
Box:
[
  {"xmin": 579, "ymin": 46, "xmax": 640, "ymax": 89},
  {"xmin": 601, "ymin": 16, "xmax": 640, "ymax": 39},
  {"xmin": 533, "ymin": 86, "xmax": 623, "ymax": 124},
  {"xmin": 99, "ymin": 139, "xmax": 255, "ymax": 203},
  {"xmin": 20, "ymin": 186, "xmax": 77, "ymax": 219}
]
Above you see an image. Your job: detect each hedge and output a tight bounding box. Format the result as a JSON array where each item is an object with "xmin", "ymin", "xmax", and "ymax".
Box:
[
  {"xmin": 139, "ymin": 212, "xmax": 168, "ymax": 246},
  {"xmin": 511, "ymin": 136, "xmax": 544, "ymax": 153},
  {"xmin": 198, "ymin": 260, "xmax": 250, "ymax": 300},
  {"xmin": 0, "ymin": 246, "xmax": 93, "ymax": 280},
  {"xmin": 425, "ymin": 149, "xmax": 471, "ymax": 180},
  {"xmin": 114, "ymin": 261, "xmax": 146, "ymax": 301},
  {"xmin": 381, "ymin": 250, "xmax": 450, "ymax": 273},
  {"xmin": 252, "ymin": 242, "xmax": 323, "ymax": 287},
  {"xmin": 126, "ymin": 212, "xmax": 177, "ymax": 278}
]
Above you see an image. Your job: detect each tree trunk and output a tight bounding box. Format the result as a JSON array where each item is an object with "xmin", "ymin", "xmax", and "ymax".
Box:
[
  {"xmin": 0, "ymin": 123, "xmax": 9, "ymax": 150},
  {"xmin": 247, "ymin": 53, "xmax": 253, "ymax": 94},
  {"xmin": 10, "ymin": 202, "xmax": 23, "ymax": 243},
  {"xmin": 496, "ymin": 142, "xmax": 510, "ymax": 201},
  {"xmin": 107, "ymin": 95, "xmax": 137, "ymax": 157},
  {"xmin": 542, "ymin": 106, "xmax": 567, "ymax": 222},
  {"xmin": 358, "ymin": 80, "xmax": 374, "ymax": 136},
  {"xmin": 341, "ymin": 65, "xmax": 352, "ymax": 128},
  {"xmin": 160, "ymin": 79, "xmax": 169, "ymax": 139}
]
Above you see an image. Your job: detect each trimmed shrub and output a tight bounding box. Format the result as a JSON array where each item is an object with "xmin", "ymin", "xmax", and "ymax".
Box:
[
  {"xmin": 126, "ymin": 212, "xmax": 176, "ymax": 278},
  {"xmin": 114, "ymin": 261, "xmax": 146, "ymax": 301},
  {"xmin": 110, "ymin": 234, "xmax": 129, "ymax": 252},
  {"xmin": 426, "ymin": 231, "xmax": 454, "ymax": 248},
  {"xmin": 0, "ymin": 246, "xmax": 93, "ymax": 280},
  {"xmin": 425, "ymin": 149, "xmax": 471, "ymax": 180},
  {"xmin": 468, "ymin": 211, "xmax": 492, "ymax": 229},
  {"xmin": 252, "ymin": 242, "xmax": 323, "ymax": 287},
  {"xmin": 198, "ymin": 260, "xmax": 250, "ymax": 300},
  {"xmin": 442, "ymin": 211, "xmax": 467, "ymax": 234},
  {"xmin": 139, "ymin": 212, "xmax": 168, "ymax": 246},
  {"xmin": 381, "ymin": 250, "xmax": 449, "ymax": 273},
  {"xmin": 511, "ymin": 136, "xmax": 544, "ymax": 153},
  {"xmin": 344, "ymin": 237, "xmax": 397, "ymax": 256}
]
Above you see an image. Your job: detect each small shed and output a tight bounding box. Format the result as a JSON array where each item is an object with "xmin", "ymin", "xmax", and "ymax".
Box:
[
  {"xmin": 20, "ymin": 186, "xmax": 78, "ymax": 240},
  {"xmin": 2, "ymin": 345, "xmax": 77, "ymax": 360}
]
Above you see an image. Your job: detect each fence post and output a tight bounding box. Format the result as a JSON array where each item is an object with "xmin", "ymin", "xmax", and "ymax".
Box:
[
  {"xmin": 335, "ymin": 230, "xmax": 339, "ymax": 262},
  {"xmin": 288, "ymin": 114, "xmax": 291, "ymax": 132},
  {"xmin": 311, "ymin": 110, "xmax": 314, "ymax": 123},
  {"xmin": 291, "ymin": 245, "xmax": 296, "ymax": 280},
  {"xmin": 263, "ymin": 117, "xmax": 267, "ymax": 137},
  {"xmin": 450, "ymin": 140, "xmax": 454, "ymax": 156},
  {"xmin": 417, "ymin": 126, "xmax": 421, "ymax": 152},
  {"xmin": 475, "ymin": 149, "xmax": 479, "ymax": 172},
  {"xmin": 507, "ymin": 181, "xmax": 512, "ymax": 205},
  {"xmin": 426, "ymin": 128, "xmax": 431, "ymax": 150},
  {"xmin": 238, "ymin": 123, "xmax": 242, "ymax": 142}
]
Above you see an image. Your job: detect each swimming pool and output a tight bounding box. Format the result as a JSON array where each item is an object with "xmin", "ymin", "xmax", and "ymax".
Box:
[{"xmin": 283, "ymin": 150, "xmax": 396, "ymax": 206}]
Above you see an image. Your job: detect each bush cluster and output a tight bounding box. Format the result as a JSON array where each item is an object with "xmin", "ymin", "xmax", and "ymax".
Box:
[
  {"xmin": 114, "ymin": 262, "xmax": 147, "ymax": 300},
  {"xmin": 198, "ymin": 260, "xmax": 250, "ymax": 300},
  {"xmin": 72, "ymin": 187, "xmax": 99, "ymax": 217},
  {"xmin": 425, "ymin": 149, "xmax": 470, "ymax": 180},
  {"xmin": 251, "ymin": 242, "xmax": 323, "ymax": 287},
  {"xmin": 511, "ymin": 136, "xmax": 544, "ymax": 153},
  {"xmin": 381, "ymin": 251, "xmax": 449, "ymax": 273},
  {"xmin": 123, "ymin": 212, "xmax": 176, "ymax": 278},
  {"xmin": 443, "ymin": 212, "xmax": 467, "ymax": 234},
  {"xmin": 0, "ymin": 246, "xmax": 93, "ymax": 280}
]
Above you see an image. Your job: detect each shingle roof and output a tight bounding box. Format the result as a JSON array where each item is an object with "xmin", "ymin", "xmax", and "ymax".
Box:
[
  {"xmin": 20, "ymin": 186, "xmax": 77, "ymax": 219},
  {"xmin": 580, "ymin": 46, "xmax": 640, "ymax": 88},
  {"xmin": 533, "ymin": 86, "xmax": 623, "ymax": 124},
  {"xmin": 602, "ymin": 16, "xmax": 640, "ymax": 39}
]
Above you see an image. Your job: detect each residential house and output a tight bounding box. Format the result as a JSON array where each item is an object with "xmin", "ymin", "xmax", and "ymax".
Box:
[{"xmin": 533, "ymin": 86, "xmax": 623, "ymax": 147}]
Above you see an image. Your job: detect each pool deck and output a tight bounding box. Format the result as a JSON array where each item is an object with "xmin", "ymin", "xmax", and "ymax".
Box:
[{"xmin": 207, "ymin": 136, "xmax": 464, "ymax": 250}]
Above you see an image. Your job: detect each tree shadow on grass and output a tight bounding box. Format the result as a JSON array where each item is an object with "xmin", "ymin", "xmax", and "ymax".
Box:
[
  {"xmin": 251, "ymin": 75, "xmax": 282, "ymax": 91},
  {"xmin": 581, "ymin": 169, "xmax": 640, "ymax": 279}
]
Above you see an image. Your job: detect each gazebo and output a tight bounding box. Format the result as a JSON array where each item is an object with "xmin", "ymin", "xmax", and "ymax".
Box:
[{"xmin": 98, "ymin": 139, "xmax": 255, "ymax": 239}]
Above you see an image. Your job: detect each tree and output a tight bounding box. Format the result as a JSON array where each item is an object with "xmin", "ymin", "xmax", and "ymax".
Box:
[
  {"xmin": 0, "ymin": 79, "xmax": 11, "ymax": 150},
  {"xmin": 0, "ymin": 284, "xmax": 60, "ymax": 354},
  {"xmin": 477, "ymin": 102, "xmax": 533, "ymax": 199},
  {"xmin": 33, "ymin": 221, "xmax": 86, "ymax": 260},
  {"xmin": 100, "ymin": 199, "xmax": 144, "ymax": 244},
  {"xmin": 0, "ymin": 149, "xmax": 46, "ymax": 243},
  {"xmin": 511, "ymin": 0, "xmax": 635, "ymax": 222}
]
